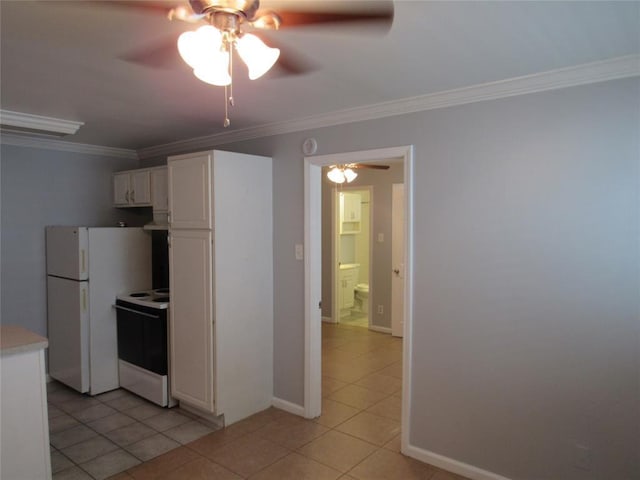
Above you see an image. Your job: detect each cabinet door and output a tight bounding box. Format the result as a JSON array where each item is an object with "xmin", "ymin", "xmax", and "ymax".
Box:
[
  {"xmin": 151, "ymin": 167, "xmax": 168, "ymax": 213},
  {"xmin": 113, "ymin": 172, "xmax": 131, "ymax": 206},
  {"xmin": 342, "ymin": 193, "xmax": 361, "ymax": 222},
  {"xmin": 339, "ymin": 269, "xmax": 357, "ymax": 309},
  {"xmin": 169, "ymin": 229, "xmax": 215, "ymax": 413},
  {"xmin": 339, "ymin": 192, "xmax": 361, "ymax": 234},
  {"xmin": 168, "ymin": 153, "xmax": 212, "ymax": 229},
  {"xmin": 130, "ymin": 170, "xmax": 152, "ymax": 206}
]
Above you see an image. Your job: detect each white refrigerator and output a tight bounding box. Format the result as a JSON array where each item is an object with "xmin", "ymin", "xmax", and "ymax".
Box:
[{"xmin": 46, "ymin": 226, "xmax": 151, "ymax": 395}]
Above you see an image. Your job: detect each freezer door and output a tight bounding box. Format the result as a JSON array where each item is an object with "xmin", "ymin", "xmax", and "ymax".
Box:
[
  {"xmin": 46, "ymin": 227, "xmax": 89, "ymax": 280},
  {"xmin": 47, "ymin": 276, "xmax": 90, "ymax": 393}
]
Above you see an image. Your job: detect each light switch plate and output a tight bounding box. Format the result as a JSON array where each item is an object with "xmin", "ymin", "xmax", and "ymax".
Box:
[{"xmin": 295, "ymin": 244, "xmax": 304, "ymax": 260}]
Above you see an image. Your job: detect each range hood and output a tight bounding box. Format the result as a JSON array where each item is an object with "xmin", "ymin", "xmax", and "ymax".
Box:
[{"xmin": 143, "ymin": 212, "xmax": 168, "ymax": 231}]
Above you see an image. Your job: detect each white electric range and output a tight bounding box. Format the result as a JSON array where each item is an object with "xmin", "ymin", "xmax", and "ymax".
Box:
[{"xmin": 115, "ymin": 288, "xmax": 175, "ymax": 407}]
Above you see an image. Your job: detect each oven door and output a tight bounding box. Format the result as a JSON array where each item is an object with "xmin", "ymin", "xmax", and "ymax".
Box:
[{"xmin": 115, "ymin": 300, "xmax": 168, "ymax": 375}]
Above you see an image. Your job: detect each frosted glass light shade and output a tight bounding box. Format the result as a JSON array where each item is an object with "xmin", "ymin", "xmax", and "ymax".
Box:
[
  {"xmin": 178, "ymin": 26, "xmax": 230, "ymax": 86},
  {"xmin": 236, "ymin": 33, "xmax": 280, "ymax": 80},
  {"xmin": 327, "ymin": 167, "xmax": 346, "ymax": 184},
  {"xmin": 194, "ymin": 62, "xmax": 231, "ymax": 86},
  {"xmin": 178, "ymin": 26, "xmax": 223, "ymax": 68},
  {"xmin": 344, "ymin": 168, "xmax": 358, "ymax": 183}
]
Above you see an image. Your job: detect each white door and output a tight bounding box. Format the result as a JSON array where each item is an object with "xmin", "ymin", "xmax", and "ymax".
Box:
[
  {"xmin": 46, "ymin": 226, "xmax": 89, "ymax": 280},
  {"xmin": 168, "ymin": 152, "xmax": 213, "ymax": 229},
  {"xmin": 169, "ymin": 229, "xmax": 215, "ymax": 413},
  {"xmin": 47, "ymin": 276, "xmax": 90, "ymax": 392},
  {"xmin": 391, "ymin": 183, "xmax": 405, "ymax": 337}
]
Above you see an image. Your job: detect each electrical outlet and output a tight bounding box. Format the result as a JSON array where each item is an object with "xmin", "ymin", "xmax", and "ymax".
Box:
[
  {"xmin": 377, "ymin": 305, "xmax": 384, "ymax": 315},
  {"xmin": 574, "ymin": 444, "xmax": 592, "ymax": 471},
  {"xmin": 295, "ymin": 244, "xmax": 303, "ymax": 261}
]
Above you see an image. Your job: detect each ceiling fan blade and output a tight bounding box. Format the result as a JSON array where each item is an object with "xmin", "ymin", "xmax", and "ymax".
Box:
[
  {"xmin": 81, "ymin": 1, "xmax": 178, "ymax": 14},
  {"xmin": 80, "ymin": 1, "xmax": 205, "ymax": 22},
  {"xmin": 270, "ymin": 1, "xmax": 393, "ymax": 31},
  {"xmin": 261, "ymin": 37, "xmax": 319, "ymax": 77},
  {"xmin": 119, "ymin": 36, "xmax": 182, "ymax": 69},
  {"xmin": 355, "ymin": 164, "xmax": 391, "ymax": 170}
]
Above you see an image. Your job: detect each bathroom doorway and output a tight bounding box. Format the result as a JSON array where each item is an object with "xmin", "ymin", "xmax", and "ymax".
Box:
[{"xmin": 332, "ymin": 186, "xmax": 373, "ymax": 329}]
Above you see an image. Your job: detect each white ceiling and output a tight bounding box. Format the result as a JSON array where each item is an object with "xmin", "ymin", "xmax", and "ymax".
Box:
[{"xmin": 1, "ymin": 1, "xmax": 639, "ymax": 151}]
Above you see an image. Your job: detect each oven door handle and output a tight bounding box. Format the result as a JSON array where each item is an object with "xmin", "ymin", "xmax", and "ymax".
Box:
[{"xmin": 113, "ymin": 304, "xmax": 161, "ymax": 319}]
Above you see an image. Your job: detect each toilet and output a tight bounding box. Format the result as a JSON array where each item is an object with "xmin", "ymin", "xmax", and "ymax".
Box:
[{"xmin": 354, "ymin": 283, "xmax": 369, "ymax": 314}]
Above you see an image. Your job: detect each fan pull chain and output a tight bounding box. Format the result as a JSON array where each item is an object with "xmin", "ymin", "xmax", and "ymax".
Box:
[
  {"xmin": 223, "ymin": 85, "xmax": 230, "ymax": 128},
  {"xmin": 223, "ymin": 36, "xmax": 234, "ymax": 128}
]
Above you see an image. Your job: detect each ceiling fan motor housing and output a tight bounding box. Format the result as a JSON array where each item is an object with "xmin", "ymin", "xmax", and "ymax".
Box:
[{"xmin": 189, "ymin": 0, "xmax": 260, "ymax": 20}]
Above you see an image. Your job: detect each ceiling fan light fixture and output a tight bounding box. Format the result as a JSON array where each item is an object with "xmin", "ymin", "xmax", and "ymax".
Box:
[
  {"xmin": 236, "ymin": 33, "xmax": 280, "ymax": 80},
  {"xmin": 327, "ymin": 166, "xmax": 346, "ymax": 184}
]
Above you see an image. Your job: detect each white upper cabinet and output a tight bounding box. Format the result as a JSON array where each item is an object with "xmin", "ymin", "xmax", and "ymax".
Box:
[
  {"xmin": 151, "ymin": 167, "xmax": 168, "ymax": 213},
  {"xmin": 167, "ymin": 152, "xmax": 213, "ymax": 229},
  {"xmin": 113, "ymin": 172, "xmax": 130, "ymax": 206},
  {"xmin": 113, "ymin": 169, "xmax": 152, "ymax": 207},
  {"xmin": 339, "ymin": 192, "xmax": 362, "ymax": 234}
]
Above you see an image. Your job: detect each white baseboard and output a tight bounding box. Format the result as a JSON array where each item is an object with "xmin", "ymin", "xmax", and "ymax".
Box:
[
  {"xmin": 403, "ymin": 443, "xmax": 511, "ymax": 480},
  {"xmin": 369, "ymin": 325, "xmax": 392, "ymax": 334},
  {"xmin": 321, "ymin": 316, "xmax": 336, "ymax": 324},
  {"xmin": 272, "ymin": 397, "xmax": 305, "ymax": 417}
]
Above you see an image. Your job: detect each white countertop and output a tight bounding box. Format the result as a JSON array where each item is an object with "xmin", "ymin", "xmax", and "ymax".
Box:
[
  {"xmin": 339, "ymin": 263, "xmax": 360, "ymax": 270},
  {"xmin": 1, "ymin": 325, "xmax": 48, "ymax": 356}
]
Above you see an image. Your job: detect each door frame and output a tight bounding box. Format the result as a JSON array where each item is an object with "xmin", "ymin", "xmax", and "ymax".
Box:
[
  {"xmin": 391, "ymin": 183, "xmax": 405, "ymax": 337},
  {"xmin": 304, "ymin": 145, "xmax": 414, "ymax": 454}
]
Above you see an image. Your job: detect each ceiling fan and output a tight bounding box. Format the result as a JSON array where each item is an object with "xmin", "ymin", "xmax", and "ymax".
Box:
[
  {"xmin": 326, "ymin": 162, "xmax": 390, "ymax": 184},
  {"xmin": 88, "ymin": 0, "xmax": 394, "ymax": 127}
]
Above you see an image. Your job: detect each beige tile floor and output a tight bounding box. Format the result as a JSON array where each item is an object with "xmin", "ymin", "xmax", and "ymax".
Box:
[{"xmin": 49, "ymin": 322, "xmax": 468, "ymax": 479}]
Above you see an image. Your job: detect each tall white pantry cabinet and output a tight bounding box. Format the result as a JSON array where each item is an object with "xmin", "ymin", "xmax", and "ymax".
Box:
[{"xmin": 167, "ymin": 150, "xmax": 273, "ymax": 425}]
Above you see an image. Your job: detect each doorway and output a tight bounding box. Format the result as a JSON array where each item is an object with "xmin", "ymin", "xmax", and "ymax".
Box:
[
  {"xmin": 332, "ymin": 186, "xmax": 372, "ymax": 329},
  {"xmin": 304, "ymin": 145, "xmax": 414, "ymax": 454}
]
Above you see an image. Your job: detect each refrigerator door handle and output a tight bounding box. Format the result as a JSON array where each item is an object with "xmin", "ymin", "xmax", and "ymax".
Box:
[
  {"xmin": 82, "ymin": 287, "xmax": 87, "ymax": 312},
  {"xmin": 113, "ymin": 304, "xmax": 160, "ymax": 319},
  {"xmin": 81, "ymin": 249, "xmax": 86, "ymax": 274}
]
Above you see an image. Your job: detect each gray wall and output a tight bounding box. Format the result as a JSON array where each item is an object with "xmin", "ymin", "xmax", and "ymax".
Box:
[
  {"xmin": 321, "ymin": 164, "xmax": 404, "ymax": 329},
  {"xmin": 2, "ymin": 75, "xmax": 637, "ymax": 479},
  {"xmin": 0, "ymin": 144, "xmax": 145, "ymax": 335},
  {"xmin": 212, "ymin": 77, "xmax": 639, "ymax": 479}
]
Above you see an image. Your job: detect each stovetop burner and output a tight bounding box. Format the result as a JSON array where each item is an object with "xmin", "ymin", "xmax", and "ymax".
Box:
[{"xmin": 117, "ymin": 289, "xmax": 170, "ymax": 309}]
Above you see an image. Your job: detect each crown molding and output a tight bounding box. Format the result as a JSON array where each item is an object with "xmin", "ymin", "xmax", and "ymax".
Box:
[
  {"xmin": 0, "ymin": 132, "xmax": 138, "ymax": 160},
  {"xmin": 0, "ymin": 109, "xmax": 84, "ymax": 136},
  {"xmin": 137, "ymin": 54, "xmax": 640, "ymax": 159}
]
